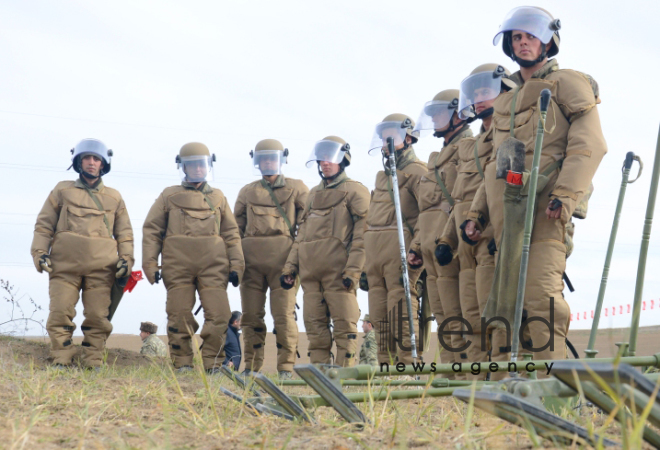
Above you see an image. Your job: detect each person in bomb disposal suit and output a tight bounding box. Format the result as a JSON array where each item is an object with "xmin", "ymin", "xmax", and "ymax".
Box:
[
  {"xmin": 363, "ymin": 114, "xmax": 427, "ymax": 365},
  {"xmin": 464, "ymin": 7, "xmax": 607, "ymax": 375},
  {"xmin": 407, "ymin": 90, "xmax": 474, "ymax": 379},
  {"xmin": 142, "ymin": 143, "xmax": 245, "ymax": 373},
  {"xmin": 31, "ymin": 139, "xmax": 134, "ymax": 368},
  {"xmin": 281, "ymin": 136, "xmax": 370, "ymax": 367},
  {"xmin": 435, "ymin": 64, "xmax": 517, "ymax": 381},
  {"xmin": 234, "ymin": 139, "xmax": 308, "ymax": 379}
]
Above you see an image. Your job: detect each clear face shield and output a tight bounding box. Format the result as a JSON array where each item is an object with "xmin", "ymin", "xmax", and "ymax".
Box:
[
  {"xmin": 414, "ymin": 100, "xmax": 457, "ymax": 137},
  {"xmin": 305, "ymin": 140, "xmax": 346, "ymax": 168},
  {"xmin": 178, "ymin": 155, "xmax": 214, "ymax": 183},
  {"xmin": 493, "ymin": 6, "xmax": 558, "ymax": 46},
  {"xmin": 368, "ymin": 121, "xmax": 408, "ymax": 156},
  {"xmin": 252, "ymin": 150, "xmax": 284, "ymax": 176},
  {"xmin": 458, "ymin": 70, "xmax": 504, "ymax": 120}
]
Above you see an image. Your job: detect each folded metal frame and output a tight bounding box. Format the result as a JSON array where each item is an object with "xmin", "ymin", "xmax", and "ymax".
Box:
[
  {"xmin": 220, "ymin": 366, "xmax": 263, "ymax": 398},
  {"xmin": 252, "ymin": 372, "xmax": 313, "ymax": 422},
  {"xmin": 552, "ymin": 361, "xmax": 660, "ymax": 448},
  {"xmin": 294, "ymin": 364, "xmax": 369, "ymax": 425},
  {"xmin": 453, "ymin": 389, "xmax": 617, "ymax": 447}
]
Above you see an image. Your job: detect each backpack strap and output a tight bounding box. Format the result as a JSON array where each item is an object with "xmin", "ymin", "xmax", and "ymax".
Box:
[{"xmin": 260, "ymin": 179, "xmax": 295, "ymax": 238}]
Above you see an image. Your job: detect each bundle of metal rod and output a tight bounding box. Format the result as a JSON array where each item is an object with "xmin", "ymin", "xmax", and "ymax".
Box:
[{"xmin": 317, "ymin": 354, "xmax": 660, "ymax": 381}]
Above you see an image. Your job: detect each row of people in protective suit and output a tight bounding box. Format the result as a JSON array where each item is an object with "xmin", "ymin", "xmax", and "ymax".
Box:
[{"xmin": 31, "ymin": 6, "xmax": 606, "ymax": 380}]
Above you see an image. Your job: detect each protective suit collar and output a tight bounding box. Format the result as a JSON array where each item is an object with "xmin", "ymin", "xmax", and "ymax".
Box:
[
  {"xmin": 322, "ymin": 170, "xmax": 348, "ymax": 189},
  {"xmin": 75, "ymin": 176, "xmax": 103, "ymax": 191},
  {"xmin": 182, "ymin": 181, "xmax": 213, "ymax": 193},
  {"xmin": 445, "ymin": 125, "xmax": 473, "ymax": 147},
  {"xmin": 509, "ymin": 59, "xmax": 558, "ymax": 84},
  {"xmin": 394, "ymin": 147, "xmax": 420, "ymax": 171},
  {"xmin": 263, "ymin": 174, "xmax": 286, "ymax": 189}
]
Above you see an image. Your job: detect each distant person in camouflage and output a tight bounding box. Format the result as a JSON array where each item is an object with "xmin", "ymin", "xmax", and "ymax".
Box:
[
  {"xmin": 359, "ymin": 315, "xmax": 377, "ymax": 366},
  {"xmin": 139, "ymin": 322, "xmax": 168, "ymax": 358}
]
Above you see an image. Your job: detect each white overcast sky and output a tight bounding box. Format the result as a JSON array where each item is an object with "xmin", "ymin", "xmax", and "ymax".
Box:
[{"xmin": 1, "ymin": 1, "xmax": 660, "ymax": 341}]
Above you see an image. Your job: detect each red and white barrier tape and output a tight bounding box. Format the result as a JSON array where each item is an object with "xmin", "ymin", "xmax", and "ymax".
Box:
[{"xmin": 570, "ymin": 299, "xmax": 657, "ymax": 321}]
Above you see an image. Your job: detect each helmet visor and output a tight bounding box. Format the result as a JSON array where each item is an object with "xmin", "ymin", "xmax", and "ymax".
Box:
[
  {"xmin": 368, "ymin": 121, "xmax": 407, "ymax": 155},
  {"xmin": 306, "ymin": 140, "xmax": 346, "ymax": 167},
  {"xmin": 493, "ymin": 6, "xmax": 556, "ymax": 45},
  {"xmin": 178, "ymin": 155, "xmax": 214, "ymax": 182},
  {"xmin": 458, "ymin": 71, "xmax": 503, "ymax": 120},
  {"xmin": 253, "ymin": 150, "xmax": 283, "ymax": 176},
  {"xmin": 414, "ymin": 100, "xmax": 457, "ymax": 136}
]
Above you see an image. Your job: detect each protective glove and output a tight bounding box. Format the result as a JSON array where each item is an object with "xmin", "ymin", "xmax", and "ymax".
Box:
[
  {"xmin": 228, "ymin": 271, "xmax": 239, "ymax": 287},
  {"xmin": 407, "ymin": 250, "xmax": 423, "ymax": 269},
  {"xmin": 487, "ymin": 239, "xmax": 497, "ymax": 256},
  {"xmin": 459, "ymin": 220, "xmax": 478, "ymax": 246},
  {"xmin": 342, "ymin": 277, "xmax": 353, "ymax": 290},
  {"xmin": 280, "ymin": 273, "xmax": 295, "ymax": 290},
  {"xmin": 38, "ymin": 254, "xmax": 53, "ymax": 273},
  {"xmin": 116, "ymin": 259, "xmax": 129, "ymax": 278},
  {"xmin": 154, "ymin": 271, "xmax": 161, "ymax": 284},
  {"xmin": 359, "ymin": 272, "xmax": 369, "ymax": 292},
  {"xmin": 435, "ymin": 244, "xmax": 453, "ymax": 266},
  {"xmin": 548, "ymin": 198, "xmax": 562, "ymax": 211}
]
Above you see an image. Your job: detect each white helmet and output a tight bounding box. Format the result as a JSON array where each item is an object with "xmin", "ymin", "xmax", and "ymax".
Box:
[{"xmin": 70, "ymin": 138, "xmax": 112, "ymax": 176}]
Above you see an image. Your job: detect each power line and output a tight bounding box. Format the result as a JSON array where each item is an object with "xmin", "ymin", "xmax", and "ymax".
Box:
[
  {"xmin": 0, "ymin": 109, "xmax": 321, "ymax": 143},
  {"xmin": 0, "ymin": 162, "xmax": 247, "ymax": 184}
]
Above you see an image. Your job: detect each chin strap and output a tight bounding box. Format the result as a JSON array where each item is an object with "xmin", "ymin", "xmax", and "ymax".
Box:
[
  {"xmin": 433, "ymin": 119, "xmax": 467, "ymax": 139},
  {"xmin": 318, "ymin": 163, "xmax": 344, "ymax": 182},
  {"xmin": 465, "ymin": 107, "xmax": 494, "ymax": 125},
  {"xmin": 437, "ymin": 122, "xmax": 470, "ymax": 144},
  {"xmin": 76, "ymin": 159, "xmax": 100, "ymax": 180}
]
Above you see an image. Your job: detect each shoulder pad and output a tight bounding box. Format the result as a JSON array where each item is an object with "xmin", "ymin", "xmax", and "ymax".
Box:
[{"xmin": 551, "ymin": 69, "xmax": 599, "ymax": 120}]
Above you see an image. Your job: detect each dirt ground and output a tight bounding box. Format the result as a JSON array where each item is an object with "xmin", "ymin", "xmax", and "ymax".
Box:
[{"xmin": 26, "ymin": 325, "xmax": 659, "ymax": 374}]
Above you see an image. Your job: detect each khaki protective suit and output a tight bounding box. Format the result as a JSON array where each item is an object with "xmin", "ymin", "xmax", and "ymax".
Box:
[
  {"xmin": 439, "ymin": 126, "xmax": 496, "ymax": 379},
  {"xmin": 234, "ymin": 175, "xmax": 308, "ymax": 373},
  {"xmin": 31, "ymin": 177, "xmax": 134, "ymax": 367},
  {"xmin": 410, "ymin": 128, "xmax": 472, "ymax": 376},
  {"xmin": 283, "ymin": 171, "xmax": 369, "ymax": 367},
  {"xmin": 467, "ymin": 60, "xmax": 607, "ymax": 373},
  {"xmin": 142, "ymin": 182, "xmax": 244, "ymax": 370},
  {"xmin": 366, "ymin": 148, "xmax": 427, "ymax": 364}
]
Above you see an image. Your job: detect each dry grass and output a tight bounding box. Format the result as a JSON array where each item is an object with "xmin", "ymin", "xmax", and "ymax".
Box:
[{"xmin": 0, "ymin": 335, "xmax": 651, "ymax": 449}]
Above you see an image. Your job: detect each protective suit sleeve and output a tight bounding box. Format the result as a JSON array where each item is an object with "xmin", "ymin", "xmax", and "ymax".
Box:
[
  {"xmin": 551, "ymin": 70, "xmax": 607, "ymax": 224},
  {"xmin": 343, "ymin": 185, "xmax": 370, "ymax": 282},
  {"xmin": 283, "ymin": 188, "xmax": 314, "ymax": 276},
  {"xmin": 234, "ymin": 186, "xmax": 248, "ymax": 238},
  {"xmin": 219, "ymin": 197, "xmax": 245, "ymax": 279},
  {"xmin": 409, "ymin": 179, "xmax": 422, "ymax": 255},
  {"xmin": 142, "ymin": 193, "xmax": 168, "ymax": 282},
  {"xmin": 438, "ymin": 209, "xmax": 459, "ymax": 251},
  {"xmin": 294, "ymin": 181, "xmax": 310, "ymax": 231},
  {"xmin": 466, "ymin": 180, "xmax": 489, "ymax": 231},
  {"xmin": 282, "ymin": 230, "xmax": 301, "ymax": 276},
  {"xmin": 113, "ymin": 196, "xmax": 135, "ymax": 270},
  {"xmin": 30, "ymin": 186, "xmax": 62, "ymax": 270}
]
